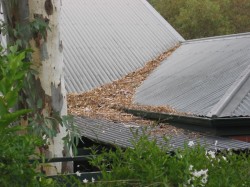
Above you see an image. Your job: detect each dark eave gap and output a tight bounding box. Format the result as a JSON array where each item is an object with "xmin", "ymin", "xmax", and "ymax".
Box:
[{"xmin": 123, "ymin": 108, "xmax": 250, "ymax": 136}]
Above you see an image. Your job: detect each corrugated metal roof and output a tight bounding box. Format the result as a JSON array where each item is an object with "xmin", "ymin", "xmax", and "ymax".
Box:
[
  {"xmin": 62, "ymin": 0, "xmax": 184, "ymax": 93},
  {"xmin": 208, "ymin": 63, "xmax": 250, "ymax": 117},
  {"xmin": 232, "ymin": 91, "xmax": 250, "ymax": 116},
  {"xmin": 74, "ymin": 116, "xmax": 250, "ymax": 150},
  {"xmin": 134, "ymin": 33, "xmax": 250, "ymax": 117}
]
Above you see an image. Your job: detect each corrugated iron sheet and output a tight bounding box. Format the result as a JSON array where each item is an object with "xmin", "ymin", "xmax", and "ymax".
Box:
[
  {"xmin": 62, "ymin": 0, "xmax": 184, "ymax": 93},
  {"xmin": 74, "ymin": 116, "xmax": 250, "ymax": 150},
  {"xmin": 233, "ymin": 91, "xmax": 250, "ymax": 116},
  {"xmin": 134, "ymin": 33, "xmax": 250, "ymax": 117},
  {"xmin": 208, "ymin": 64, "xmax": 250, "ymax": 117}
]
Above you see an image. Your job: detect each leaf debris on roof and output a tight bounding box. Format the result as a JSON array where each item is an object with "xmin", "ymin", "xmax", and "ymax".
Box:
[{"xmin": 67, "ymin": 45, "xmax": 193, "ymax": 136}]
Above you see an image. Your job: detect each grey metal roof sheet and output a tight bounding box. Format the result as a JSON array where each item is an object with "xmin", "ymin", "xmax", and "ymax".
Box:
[
  {"xmin": 62, "ymin": 0, "xmax": 184, "ymax": 93},
  {"xmin": 134, "ymin": 33, "xmax": 250, "ymax": 117},
  {"xmin": 74, "ymin": 116, "xmax": 250, "ymax": 150},
  {"xmin": 208, "ymin": 64, "xmax": 250, "ymax": 117},
  {"xmin": 232, "ymin": 91, "xmax": 250, "ymax": 116}
]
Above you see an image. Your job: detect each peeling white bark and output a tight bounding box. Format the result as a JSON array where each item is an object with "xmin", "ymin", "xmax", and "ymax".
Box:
[
  {"xmin": 0, "ymin": 2, "xmax": 7, "ymax": 47},
  {"xmin": 28, "ymin": 0, "xmax": 67, "ymax": 174},
  {"xmin": 0, "ymin": 0, "xmax": 69, "ymax": 174},
  {"xmin": 28, "ymin": 0, "xmax": 63, "ymax": 96}
]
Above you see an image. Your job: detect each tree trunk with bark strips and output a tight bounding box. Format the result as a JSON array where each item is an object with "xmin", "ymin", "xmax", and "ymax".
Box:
[{"xmin": 1, "ymin": 0, "xmax": 71, "ymax": 174}]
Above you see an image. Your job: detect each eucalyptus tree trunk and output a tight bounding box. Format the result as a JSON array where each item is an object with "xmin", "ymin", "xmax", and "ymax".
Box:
[
  {"xmin": 1, "ymin": 0, "xmax": 71, "ymax": 174},
  {"xmin": 29, "ymin": 0, "xmax": 69, "ymax": 175}
]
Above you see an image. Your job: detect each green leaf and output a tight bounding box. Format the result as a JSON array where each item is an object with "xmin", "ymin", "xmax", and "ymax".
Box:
[
  {"xmin": 0, "ymin": 109, "xmax": 32, "ymax": 128},
  {"xmin": 14, "ymin": 71, "xmax": 26, "ymax": 80},
  {"xmin": 0, "ymin": 82, "xmax": 7, "ymax": 95},
  {"xmin": 0, "ymin": 97, "xmax": 8, "ymax": 115},
  {"xmin": 16, "ymin": 39, "xmax": 22, "ymax": 47},
  {"xmin": 9, "ymin": 45, "xmax": 18, "ymax": 54},
  {"xmin": 5, "ymin": 91, "xmax": 18, "ymax": 108},
  {"xmin": 36, "ymin": 98, "xmax": 43, "ymax": 109}
]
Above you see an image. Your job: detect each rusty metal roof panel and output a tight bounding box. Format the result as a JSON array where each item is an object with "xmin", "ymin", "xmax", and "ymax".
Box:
[
  {"xmin": 62, "ymin": 0, "xmax": 184, "ymax": 93},
  {"xmin": 134, "ymin": 33, "xmax": 250, "ymax": 117},
  {"xmin": 74, "ymin": 116, "xmax": 250, "ymax": 150}
]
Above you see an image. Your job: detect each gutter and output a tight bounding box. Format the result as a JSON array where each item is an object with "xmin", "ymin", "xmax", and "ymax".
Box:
[{"xmin": 123, "ymin": 108, "xmax": 250, "ymax": 136}]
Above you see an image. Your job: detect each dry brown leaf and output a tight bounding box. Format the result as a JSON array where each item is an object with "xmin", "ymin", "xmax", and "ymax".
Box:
[{"xmin": 67, "ymin": 45, "xmax": 197, "ymax": 136}]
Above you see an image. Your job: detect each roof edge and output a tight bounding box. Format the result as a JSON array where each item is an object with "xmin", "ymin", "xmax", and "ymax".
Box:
[
  {"xmin": 182, "ymin": 32, "xmax": 250, "ymax": 45},
  {"xmin": 207, "ymin": 64, "xmax": 250, "ymax": 118},
  {"xmin": 140, "ymin": 0, "xmax": 185, "ymax": 42},
  {"xmin": 123, "ymin": 108, "xmax": 250, "ymax": 136}
]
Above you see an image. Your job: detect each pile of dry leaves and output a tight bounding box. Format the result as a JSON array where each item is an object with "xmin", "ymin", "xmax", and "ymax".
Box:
[{"xmin": 67, "ymin": 46, "xmax": 188, "ymax": 135}]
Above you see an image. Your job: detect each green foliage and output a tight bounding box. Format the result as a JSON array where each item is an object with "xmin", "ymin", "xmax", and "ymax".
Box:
[
  {"xmin": 61, "ymin": 115, "xmax": 80, "ymax": 156},
  {"xmin": 0, "ymin": 126, "xmax": 58, "ymax": 187},
  {"xmin": 29, "ymin": 111, "xmax": 81, "ymax": 156},
  {"xmin": 1, "ymin": 2, "xmax": 80, "ymax": 158},
  {"xmin": 21, "ymin": 71, "xmax": 64, "ymax": 146},
  {"xmin": 1, "ymin": 8, "xmax": 80, "ymax": 156},
  {"xmin": 149, "ymin": 0, "xmax": 250, "ymax": 39},
  {"xmin": 0, "ymin": 45, "xmax": 59, "ymax": 186},
  {"xmin": 175, "ymin": 0, "xmax": 232, "ymax": 39},
  {"xmin": 149, "ymin": 0, "xmax": 186, "ymax": 26},
  {"xmin": 90, "ymin": 135, "xmax": 250, "ymax": 187},
  {"xmin": 0, "ymin": 19, "xmax": 80, "ymax": 155},
  {"xmin": 0, "ymin": 16, "xmax": 50, "ymax": 48},
  {"xmin": 0, "ymin": 1, "xmax": 80, "ymax": 184},
  {"xmin": 213, "ymin": 0, "xmax": 250, "ymax": 34},
  {"xmin": 0, "ymin": 45, "xmax": 31, "ymax": 127}
]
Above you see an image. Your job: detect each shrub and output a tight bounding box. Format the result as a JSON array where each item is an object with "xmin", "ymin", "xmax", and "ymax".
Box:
[
  {"xmin": 0, "ymin": 45, "xmax": 58, "ymax": 187},
  {"xmin": 90, "ymin": 135, "xmax": 250, "ymax": 187}
]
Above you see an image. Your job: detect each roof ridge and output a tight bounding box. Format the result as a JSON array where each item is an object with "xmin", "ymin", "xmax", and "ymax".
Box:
[
  {"xmin": 207, "ymin": 63, "xmax": 250, "ymax": 118},
  {"xmin": 183, "ymin": 32, "xmax": 250, "ymax": 45}
]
